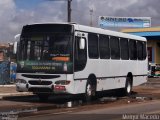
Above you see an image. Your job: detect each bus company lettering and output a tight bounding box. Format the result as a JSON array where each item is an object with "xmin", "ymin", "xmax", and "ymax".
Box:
[
  {"xmin": 32, "ymin": 66, "xmax": 55, "ymax": 70},
  {"xmin": 26, "ymin": 62, "xmax": 62, "ymax": 67}
]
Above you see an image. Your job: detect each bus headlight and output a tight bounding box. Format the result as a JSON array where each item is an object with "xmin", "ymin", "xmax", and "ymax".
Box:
[
  {"xmin": 55, "ymin": 80, "xmax": 71, "ymax": 85},
  {"xmin": 16, "ymin": 79, "xmax": 27, "ymax": 84}
]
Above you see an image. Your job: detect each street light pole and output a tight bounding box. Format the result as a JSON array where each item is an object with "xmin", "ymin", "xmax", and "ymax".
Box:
[{"xmin": 90, "ymin": 8, "xmax": 93, "ymax": 26}]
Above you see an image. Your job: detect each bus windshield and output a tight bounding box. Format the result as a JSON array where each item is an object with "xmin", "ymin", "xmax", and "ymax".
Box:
[
  {"xmin": 19, "ymin": 34, "xmax": 73, "ymax": 61},
  {"xmin": 16, "ymin": 24, "xmax": 74, "ymax": 74}
]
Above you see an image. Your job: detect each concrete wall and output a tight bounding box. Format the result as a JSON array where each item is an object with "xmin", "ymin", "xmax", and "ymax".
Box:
[
  {"xmin": 156, "ymin": 42, "xmax": 160, "ymax": 64},
  {"xmin": 147, "ymin": 40, "xmax": 160, "ymax": 64}
]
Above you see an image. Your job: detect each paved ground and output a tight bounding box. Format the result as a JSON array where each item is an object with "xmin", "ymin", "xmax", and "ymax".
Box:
[
  {"xmin": 0, "ymin": 84, "xmax": 31, "ymax": 99},
  {"xmin": 0, "ymin": 77, "xmax": 159, "ymax": 98},
  {"xmin": 0, "ymin": 77, "xmax": 160, "ymax": 120},
  {"xmin": 0, "ymin": 85, "xmax": 16, "ymax": 93}
]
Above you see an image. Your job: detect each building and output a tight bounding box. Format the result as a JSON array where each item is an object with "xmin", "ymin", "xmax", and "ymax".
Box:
[
  {"xmin": 0, "ymin": 44, "xmax": 9, "ymax": 61},
  {"xmin": 121, "ymin": 27, "xmax": 160, "ymax": 64}
]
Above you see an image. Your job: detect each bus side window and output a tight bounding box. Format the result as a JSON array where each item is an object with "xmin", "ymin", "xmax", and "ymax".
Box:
[
  {"xmin": 129, "ymin": 39, "xmax": 137, "ymax": 60},
  {"xmin": 88, "ymin": 33, "xmax": 99, "ymax": 59},
  {"xmin": 137, "ymin": 41, "xmax": 143, "ymax": 60},
  {"xmin": 143, "ymin": 42, "xmax": 147, "ymax": 60},
  {"xmin": 120, "ymin": 38, "xmax": 129, "ymax": 60},
  {"xmin": 99, "ymin": 34, "xmax": 110, "ymax": 59},
  {"xmin": 74, "ymin": 36, "xmax": 87, "ymax": 72},
  {"xmin": 110, "ymin": 36, "xmax": 120, "ymax": 59}
]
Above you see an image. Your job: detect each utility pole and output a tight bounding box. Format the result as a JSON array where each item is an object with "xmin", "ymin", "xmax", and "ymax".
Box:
[{"xmin": 67, "ymin": 0, "xmax": 72, "ymax": 22}]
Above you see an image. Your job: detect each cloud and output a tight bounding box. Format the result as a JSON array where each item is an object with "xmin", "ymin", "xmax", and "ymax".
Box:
[
  {"xmin": 72, "ymin": 0, "xmax": 140, "ymax": 26},
  {"xmin": 0, "ymin": 0, "xmax": 67, "ymax": 43},
  {"xmin": 0, "ymin": 0, "xmax": 16, "ymax": 43},
  {"xmin": 0, "ymin": 0, "xmax": 16, "ymax": 21},
  {"xmin": 0, "ymin": 0, "xmax": 160, "ymax": 43}
]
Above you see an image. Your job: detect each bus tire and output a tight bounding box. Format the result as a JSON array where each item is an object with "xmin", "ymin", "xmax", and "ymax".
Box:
[
  {"xmin": 84, "ymin": 80, "xmax": 96, "ymax": 103},
  {"xmin": 124, "ymin": 77, "xmax": 132, "ymax": 96},
  {"xmin": 37, "ymin": 94, "xmax": 49, "ymax": 102}
]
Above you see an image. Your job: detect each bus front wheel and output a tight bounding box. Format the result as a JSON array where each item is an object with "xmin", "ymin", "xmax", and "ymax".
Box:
[{"xmin": 84, "ymin": 80, "xmax": 96, "ymax": 103}]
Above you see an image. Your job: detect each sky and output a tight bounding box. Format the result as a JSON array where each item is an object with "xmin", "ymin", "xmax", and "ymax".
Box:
[{"xmin": 0, "ymin": 0, "xmax": 160, "ymax": 43}]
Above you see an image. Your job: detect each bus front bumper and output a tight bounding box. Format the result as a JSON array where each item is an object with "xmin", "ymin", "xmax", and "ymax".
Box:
[{"xmin": 16, "ymin": 82, "xmax": 69, "ymax": 94}]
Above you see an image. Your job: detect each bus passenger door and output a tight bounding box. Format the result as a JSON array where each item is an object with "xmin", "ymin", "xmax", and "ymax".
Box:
[
  {"xmin": 74, "ymin": 34, "xmax": 87, "ymax": 72},
  {"xmin": 73, "ymin": 32, "xmax": 87, "ymax": 94}
]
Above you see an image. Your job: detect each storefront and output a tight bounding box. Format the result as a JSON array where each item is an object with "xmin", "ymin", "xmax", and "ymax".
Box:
[{"xmin": 121, "ymin": 27, "xmax": 160, "ymax": 64}]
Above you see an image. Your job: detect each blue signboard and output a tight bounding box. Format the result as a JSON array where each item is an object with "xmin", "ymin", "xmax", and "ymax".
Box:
[{"xmin": 99, "ymin": 16, "xmax": 151, "ymax": 28}]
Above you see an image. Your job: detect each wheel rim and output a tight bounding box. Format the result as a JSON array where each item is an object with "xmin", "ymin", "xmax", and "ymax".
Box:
[
  {"xmin": 86, "ymin": 84, "xmax": 92, "ymax": 96},
  {"xmin": 127, "ymin": 82, "xmax": 131, "ymax": 93}
]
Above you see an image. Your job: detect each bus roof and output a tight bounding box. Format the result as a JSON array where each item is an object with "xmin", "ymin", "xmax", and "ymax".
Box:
[
  {"xmin": 73, "ymin": 24, "xmax": 146, "ymax": 42},
  {"xmin": 23, "ymin": 22, "xmax": 146, "ymax": 42}
]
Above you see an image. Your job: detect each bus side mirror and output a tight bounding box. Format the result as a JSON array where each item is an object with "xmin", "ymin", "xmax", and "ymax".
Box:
[
  {"xmin": 14, "ymin": 34, "xmax": 20, "ymax": 54},
  {"xmin": 13, "ymin": 42, "xmax": 17, "ymax": 54},
  {"xmin": 79, "ymin": 38, "xmax": 85, "ymax": 49}
]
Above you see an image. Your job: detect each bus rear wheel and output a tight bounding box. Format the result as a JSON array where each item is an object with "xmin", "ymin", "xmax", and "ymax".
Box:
[
  {"xmin": 124, "ymin": 77, "xmax": 132, "ymax": 96},
  {"xmin": 117, "ymin": 77, "xmax": 132, "ymax": 97}
]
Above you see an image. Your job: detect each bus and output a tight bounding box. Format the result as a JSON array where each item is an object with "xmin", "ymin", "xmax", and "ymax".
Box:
[{"xmin": 15, "ymin": 23, "xmax": 148, "ymax": 101}]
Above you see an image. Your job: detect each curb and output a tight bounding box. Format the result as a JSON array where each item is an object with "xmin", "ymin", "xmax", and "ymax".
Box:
[
  {"xmin": 0, "ymin": 84, "xmax": 16, "ymax": 87},
  {"xmin": 0, "ymin": 92, "xmax": 32, "ymax": 100}
]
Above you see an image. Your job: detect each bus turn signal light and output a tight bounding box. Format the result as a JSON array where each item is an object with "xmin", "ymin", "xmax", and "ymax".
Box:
[{"xmin": 55, "ymin": 80, "xmax": 71, "ymax": 85}]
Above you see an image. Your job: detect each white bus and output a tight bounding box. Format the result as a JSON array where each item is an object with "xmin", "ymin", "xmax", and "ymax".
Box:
[{"xmin": 16, "ymin": 23, "xmax": 147, "ymax": 101}]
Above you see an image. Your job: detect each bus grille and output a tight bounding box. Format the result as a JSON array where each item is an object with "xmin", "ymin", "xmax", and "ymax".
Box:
[
  {"xmin": 29, "ymin": 80, "xmax": 52, "ymax": 85},
  {"xmin": 28, "ymin": 88, "xmax": 52, "ymax": 93}
]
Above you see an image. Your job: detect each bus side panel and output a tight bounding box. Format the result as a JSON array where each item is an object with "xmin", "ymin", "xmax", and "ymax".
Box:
[
  {"xmin": 74, "ymin": 59, "xmax": 101, "ymax": 94},
  {"xmin": 97, "ymin": 60, "xmax": 126, "ymax": 91},
  {"xmin": 73, "ymin": 80, "xmax": 87, "ymax": 94},
  {"xmin": 133, "ymin": 59, "xmax": 148, "ymax": 86},
  {"xmin": 97, "ymin": 77, "xmax": 126, "ymax": 91},
  {"xmin": 73, "ymin": 59, "xmax": 147, "ymax": 94},
  {"xmin": 133, "ymin": 76, "xmax": 147, "ymax": 86}
]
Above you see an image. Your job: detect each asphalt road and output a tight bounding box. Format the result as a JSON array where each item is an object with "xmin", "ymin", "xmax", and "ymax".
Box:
[
  {"xmin": 0, "ymin": 78, "xmax": 160, "ymax": 120},
  {"xmin": 18, "ymin": 100, "xmax": 160, "ymax": 120}
]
